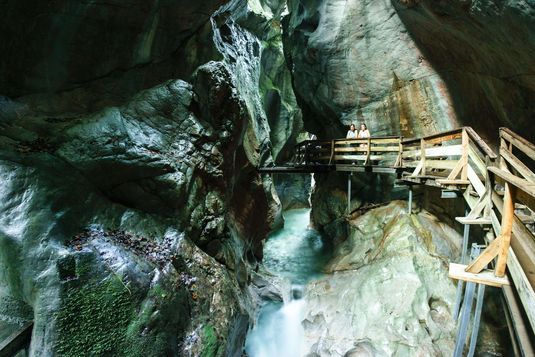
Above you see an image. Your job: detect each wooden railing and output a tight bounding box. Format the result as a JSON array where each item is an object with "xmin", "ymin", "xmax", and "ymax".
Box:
[{"xmin": 289, "ymin": 127, "xmax": 497, "ymax": 181}]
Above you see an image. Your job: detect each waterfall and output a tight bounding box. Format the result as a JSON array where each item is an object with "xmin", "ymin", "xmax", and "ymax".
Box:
[
  {"xmin": 245, "ymin": 286, "xmax": 306, "ymax": 357},
  {"xmin": 244, "ymin": 209, "xmax": 332, "ymax": 357}
]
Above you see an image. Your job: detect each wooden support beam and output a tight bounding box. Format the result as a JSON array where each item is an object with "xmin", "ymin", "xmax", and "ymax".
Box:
[
  {"xmin": 455, "ymin": 217, "xmax": 492, "ymax": 225},
  {"xmin": 488, "ymin": 167, "xmax": 535, "ymax": 201},
  {"xmin": 467, "ymin": 164, "xmax": 486, "ymax": 196},
  {"xmin": 461, "ymin": 129, "xmax": 469, "ymax": 181},
  {"xmin": 365, "ymin": 137, "xmax": 371, "ymax": 165},
  {"xmin": 420, "ymin": 138, "xmax": 426, "ymax": 176},
  {"xmin": 449, "ymin": 263, "xmax": 510, "ymax": 287},
  {"xmin": 436, "ymin": 179, "xmax": 471, "ymax": 185},
  {"xmin": 500, "ymin": 127, "xmax": 535, "ymax": 160},
  {"xmin": 496, "ymin": 182, "xmax": 516, "ymax": 277},
  {"xmin": 465, "ymin": 235, "xmax": 503, "ymax": 274}
]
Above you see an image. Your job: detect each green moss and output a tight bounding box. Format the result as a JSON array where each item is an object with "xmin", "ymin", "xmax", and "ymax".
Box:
[
  {"xmin": 55, "ymin": 277, "xmax": 136, "ymax": 357},
  {"xmin": 200, "ymin": 324, "xmax": 220, "ymax": 357}
]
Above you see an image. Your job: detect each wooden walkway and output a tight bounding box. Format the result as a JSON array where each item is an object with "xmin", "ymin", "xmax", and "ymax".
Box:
[{"xmin": 260, "ymin": 126, "xmax": 535, "ymax": 351}]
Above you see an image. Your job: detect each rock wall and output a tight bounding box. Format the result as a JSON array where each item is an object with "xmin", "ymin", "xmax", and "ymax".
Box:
[
  {"xmin": 283, "ymin": 0, "xmax": 535, "ymax": 229},
  {"xmin": 0, "ymin": 0, "xmax": 304, "ymax": 355}
]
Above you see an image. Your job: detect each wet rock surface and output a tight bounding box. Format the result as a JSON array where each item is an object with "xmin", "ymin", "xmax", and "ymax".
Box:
[
  {"xmin": 302, "ymin": 201, "xmax": 460, "ymax": 356},
  {"xmin": 274, "ymin": 173, "xmax": 312, "ymax": 210},
  {"xmin": 0, "ymin": 0, "xmax": 300, "ymax": 355},
  {"xmin": 301, "ymin": 201, "xmax": 511, "ymax": 356}
]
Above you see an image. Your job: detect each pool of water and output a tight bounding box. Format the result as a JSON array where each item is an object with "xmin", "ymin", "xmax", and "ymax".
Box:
[{"xmin": 245, "ymin": 208, "xmax": 331, "ymax": 357}]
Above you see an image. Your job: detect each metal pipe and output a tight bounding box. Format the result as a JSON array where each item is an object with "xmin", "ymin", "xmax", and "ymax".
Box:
[
  {"xmin": 467, "ymin": 284, "xmax": 486, "ymax": 357},
  {"xmin": 453, "ymin": 209, "xmax": 470, "ymax": 320},
  {"xmin": 454, "ymin": 245, "xmax": 481, "ymax": 357},
  {"xmin": 408, "ymin": 187, "xmax": 413, "ymax": 215},
  {"xmin": 454, "ymin": 281, "xmax": 476, "ymax": 357},
  {"xmin": 347, "ymin": 173, "xmax": 352, "ymax": 214}
]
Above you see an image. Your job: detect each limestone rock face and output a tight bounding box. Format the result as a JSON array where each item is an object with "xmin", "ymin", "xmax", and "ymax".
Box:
[
  {"xmin": 283, "ymin": 0, "xmax": 534, "ymax": 142},
  {"xmin": 283, "ymin": 0, "xmax": 459, "ymax": 139},
  {"xmin": 0, "ymin": 0, "xmax": 304, "ymax": 355},
  {"xmin": 302, "ymin": 201, "xmax": 460, "ymax": 356},
  {"xmin": 274, "ymin": 173, "xmax": 312, "ymax": 210}
]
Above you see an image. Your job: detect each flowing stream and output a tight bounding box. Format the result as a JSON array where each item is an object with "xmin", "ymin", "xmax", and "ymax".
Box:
[{"xmin": 245, "ymin": 208, "xmax": 332, "ymax": 357}]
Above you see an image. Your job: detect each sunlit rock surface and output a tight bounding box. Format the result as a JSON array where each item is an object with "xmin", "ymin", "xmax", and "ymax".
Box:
[
  {"xmin": 285, "ymin": 0, "xmax": 534, "ymax": 230},
  {"xmin": 284, "ymin": 0, "xmax": 534, "ymax": 142},
  {"xmin": 302, "ymin": 201, "xmax": 460, "ymax": 356}
]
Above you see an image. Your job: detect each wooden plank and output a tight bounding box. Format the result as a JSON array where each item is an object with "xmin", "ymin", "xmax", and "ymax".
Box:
[
  {"xmin": 402, "ymin": 144, "xmax": 462, "ymax": 159},
  {"xmin": 436, "ymin": 179, "xmax": 471, "ymax": 185},
  {"xmin": 334, "ymin": 146, "xmax": 400, "ymax": 153},
  {"xmin": 488, "ymin": 167, "xmax": 535, "ymax": 200},
  {"xmin": 500, "ymin": 127, "xmax": 535, "ymax": 160},
  {"xmin": 467, "ymin": 164, "xmax": 486, "ymax": 197},
  {"xmin": 411, "ymin": 160, "xmax": 423, "ymax": 177},
  {"xmin": 501, "ymin": 149, "xmax": 535, "ymax": 183},
  {"xmin": 334, "ymin": 137, "xmax": 400, "ymax": 145},
  {"xmin": 465, "ymin": 235, "xmax": 503, "ymax": 274},
  {"xmin": 335, "ymin": 165, "xmax": 398, "ymax": 174},
  {"xmin": 403, "ymin": 129, "xmax": 463, "ymax": 145},
  {"xmin": 502, "ymin": 284, "xmax": 535, "ymax": 356},
  {"xmin": 455, "ymin": 217, "xmax": 492, "ymax": 225},
  {"xmin": 449, "ymin": 263, "xmax": 509, "ymax": 287},
  {"xmin": 421, "ymin": 139, "xmax": 426, "ymax": 176},
  {"xmin": 402, "ymin": 160, "xmax": 459, "ymax": 170},
  {"xmin": 468, "ymin": 144, "xmax": 488, "ymax": 176},
  {"xmin": 506, "ymin": 248, "xmax": 535, "ymax": 334},
  {"xmin": 445, "ymin": 158, "xmax": 464, "ymax": 181},
  {"xmin": 0, "ymin": 322, "xmax": 33, "ymax": 357},
  {"xmin": 333, "ymin": 154, "xmax": 383, "ymax": 161}
]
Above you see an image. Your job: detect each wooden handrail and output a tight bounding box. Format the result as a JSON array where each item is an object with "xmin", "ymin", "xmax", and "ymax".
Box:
[
  {"xmin": 465, "ymin": 126, "xmax": 498, "ymax": 160},
  {"xmin": 500, "ymin": 127, "xmax": 535, "ymax": 160},
  {"xmin": 402, "ymin": 128, "xmax": 463, "ymax": 145}
]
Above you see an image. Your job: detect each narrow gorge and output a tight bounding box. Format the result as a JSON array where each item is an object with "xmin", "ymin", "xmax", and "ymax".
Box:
[{"xmin": 0, "ymin": 1, "xmax": 534, "ymax": 356}]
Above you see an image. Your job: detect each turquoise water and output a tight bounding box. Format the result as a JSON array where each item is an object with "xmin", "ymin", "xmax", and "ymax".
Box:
[
  {"xmin": 262, "ymin": 208, "xmax": 331, "ymax": 285},
  {"xmin": 245, "ymin": 209, "xmax": 331, "ymax": 357}
]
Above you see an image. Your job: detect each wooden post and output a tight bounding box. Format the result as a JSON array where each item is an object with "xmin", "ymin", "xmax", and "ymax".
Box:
[
  {"xmin": 397, "ymin": 136, "xmax": 403, "ymax": 168},
  {"xmin": 496, "ymin": 182, "xmax": 516, "ymax": 277},
  {"xmin": 327, "ymin": 141, "xmax": 332, "ymax": 164},
  {"xmin": 499, "ymin": 137, "xmax": 509, "ymax": 171},
  {"xmin": 366, "ymin": 137, "xmax": 371, "ymax": 165},
  {"xmin": 420, "ymin": 138, "xmax": 426, "ymax": 176},
  {"xmin": 461, "ymin": 129, "xmax": 469, "ymax": 181}
]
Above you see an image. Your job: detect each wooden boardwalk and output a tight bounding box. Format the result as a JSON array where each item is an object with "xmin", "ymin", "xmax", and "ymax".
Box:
[{"xmin": 260, "ymin": 126, "xmax": 535, "ymax": 352}]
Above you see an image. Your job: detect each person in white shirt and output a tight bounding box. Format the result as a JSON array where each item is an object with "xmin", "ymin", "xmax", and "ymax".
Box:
[
  {"xmin": 357, "ymin": 123, "xmax": 370, "ymax": 139},
  {"xmin": 346, "ymin": 123, "xmax": 357, "ymax": 139}
]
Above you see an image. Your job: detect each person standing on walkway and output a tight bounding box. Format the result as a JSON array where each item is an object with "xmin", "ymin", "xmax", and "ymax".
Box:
[
  {"xmin": 357, "ymin": 123, "xmax": 370, "ymax": 139},
  {"xmin": 346, "ymin": 123, "xmax": 357, "ymax": 139}
]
